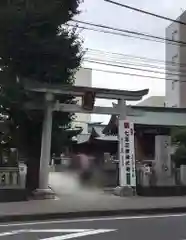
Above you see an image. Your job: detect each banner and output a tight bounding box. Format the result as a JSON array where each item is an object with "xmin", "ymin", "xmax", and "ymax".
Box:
[{"xmin": 118, "ymin": 120, "xmax": 136, "ymax": 187}]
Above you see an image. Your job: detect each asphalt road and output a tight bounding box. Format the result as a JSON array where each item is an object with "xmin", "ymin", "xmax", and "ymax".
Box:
[{"xmin": 0, "ymin": 213, "xmax": 186, "ymax": 239}]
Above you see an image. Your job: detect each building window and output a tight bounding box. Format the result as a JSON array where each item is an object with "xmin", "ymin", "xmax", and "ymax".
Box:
[{"xmin": 172, "ymin": 30, "xmax": 178, "ymax": 41}]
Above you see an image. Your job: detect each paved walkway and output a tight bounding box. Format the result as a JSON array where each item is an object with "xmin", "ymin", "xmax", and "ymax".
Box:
[
  {"xmin": 0, "ymin": 171, "xmax": 186, "ymax": 222},
  {"xmin": 48, "ymin": 171, "xmax": 106, "ymax": 198}
]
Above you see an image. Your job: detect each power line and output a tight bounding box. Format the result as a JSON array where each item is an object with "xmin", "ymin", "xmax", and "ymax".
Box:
[
  {"xmin": 84, "ymin": 57, "xmax": 186, "ymax": 76},
  {"xmin": 86, "ymin": 51, "xmax": 168, "ymax": 68},
  {"xmin": 105, "ymin": 0, "xmax": 186, "ymax": 26},
  {"xmin": 68, "ymin": 23, "xmax": 186, "ymax": 69},
  {"xmin": 85, "ymin": 51, "xmax": 186, "ymax": 77},
  {"xmin": 86, "ymin": 52, "xmax": 186, "ymax": 75},
  {"xmin": 84, "ymin": 59, "xmax": 186, "ymax": 82},
  {"xmin": 68, "ymin": 21, "xmax": 186, "ymax": 77},
  {"xmin": 72, "ymin": 19, "xmax": 186, "ymax": 46},
  {"xmin": 86, "ymin": 56, "xmax": 167, "ymax": 70},
  {"xmin": 85, "ymin": 58, "xmax": 186, "ymax": 78},
  {"xmin": 85, "ymin": 62, "xmax": 171, "ymax": 80},
  {"xmin": 87, "ymin": 49, "xmax": 166, "ymax": 65},
  {"xmin": 87, "ymin": 48, "xmax": 186, "ymax": 68},
  {"xmin": 87, "ymin": 49, "xmax": 164, "ymax": 65},
  {"xmin": 67, "ymin": 23, "xmax": 164, "ymax": 44},
  {"xmin": 72, "ymin": 19, "xmax": 185, "ymax": 46}
]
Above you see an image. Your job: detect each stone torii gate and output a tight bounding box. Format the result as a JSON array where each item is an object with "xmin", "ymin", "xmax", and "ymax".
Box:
[{"xmin": 24, "ymin": 82, "xmax": 148, "ymax": 194}]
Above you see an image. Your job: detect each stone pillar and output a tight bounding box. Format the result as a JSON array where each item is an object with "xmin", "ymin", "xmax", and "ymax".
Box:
[
  {"xmin": 180, "ymin": 165, "xmax": 186, "ymax": 185},
  {"xmin": 12, "ymin": 172, "xmax": 18, "ymax": 186},
  {"xmin": 154, "ymin": 135, "xmax": 174, "ymax": 186},
  {"xmin": 141, "ymin": 171, "xmax": 150, "ymax": 187},
  {"xmin": 39, "ymin": 93, "xmax": 54, "ymax": 190}
]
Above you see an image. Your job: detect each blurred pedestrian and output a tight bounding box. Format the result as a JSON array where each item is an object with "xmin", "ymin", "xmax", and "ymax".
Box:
[{"xmin": 77, "ymin": 153, "xmax": 92, "ymax": 184}]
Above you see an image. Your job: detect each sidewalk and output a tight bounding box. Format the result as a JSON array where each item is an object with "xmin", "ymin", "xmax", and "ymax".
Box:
[{"xmin": 0, "ymin": 171, "xmax": 186, "ymax": 222}]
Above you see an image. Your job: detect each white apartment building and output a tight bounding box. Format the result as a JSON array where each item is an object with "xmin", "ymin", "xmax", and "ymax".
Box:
[
  {"xmin": 72, "ymin": 67, "xmax": 92, "ymax": 133},
  {"xmin": 165, "ymin": 11, "xmax": 186, "ymax": 108}
]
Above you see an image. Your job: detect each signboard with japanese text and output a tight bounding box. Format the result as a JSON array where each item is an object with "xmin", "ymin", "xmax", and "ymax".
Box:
[
  {"xmin": 129, "ymin": 122, "xmax": 136, "ymax": 187},
  {"xmin": 118, "ymin": 119, "xmax": 126, "ymax": 186},
  {"xmin": 118, "ymin": 120, "xmax": 136, "ymax": 187}
]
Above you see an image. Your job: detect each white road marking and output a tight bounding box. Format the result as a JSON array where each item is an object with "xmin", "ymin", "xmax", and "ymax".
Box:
[
  {"xmin": 0, "ymin": 229, "xmax": 89, "ymax": 237},
  {"xmin": 0, "ymin": 230, "xmax": 26, "ymax": 237},
  {"xmin": 41, "ymin": 229, "xmax": 116, "ymax": 240},
  {"xmin": 0, "ymin": 229, "xmax": 89, "ymax": 236},
  {"xmin": 0, "ymin": 229, "xmax": 116, "ymax": 239},
  {"xmin": 0, "ymin": 213, "xmax": 186, "ymax": 227},
  {"xmin": 29, "ymin": 229, "xmax": 90, "ymax": 233}
]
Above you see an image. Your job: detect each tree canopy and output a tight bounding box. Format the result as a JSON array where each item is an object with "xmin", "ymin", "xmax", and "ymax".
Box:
[
  {"xmin": 172, "ymin": 127, "xmax": 186, "ymax": 167},
  {"xmin": 0, "ymin": 0, "xmax": 84, "ymax": 190}
]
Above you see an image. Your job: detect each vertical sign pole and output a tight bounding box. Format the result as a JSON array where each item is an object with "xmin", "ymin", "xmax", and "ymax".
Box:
[
  {"xmin": 118, "ymin": 100, "xmax": 136, "ymax": 192},
  {"xmin": 129, "ymin": 122, "xmax": 136, "ymax": 188},
  {"xmin": 123, "ymin": 121, "xmax": 132, "ymax": 186},
  {"xmin": 118, "ymin": 99, "xmax": 127, "ymax": 187}
]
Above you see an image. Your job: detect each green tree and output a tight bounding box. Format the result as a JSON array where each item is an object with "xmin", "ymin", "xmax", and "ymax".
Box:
[
  {"xmin": 172, "ymin": 127, "xmax": 186, "ymax": 167},
  {"xmin": 0, "ymin": 0, "xmax": 83, "ymax": 191}
]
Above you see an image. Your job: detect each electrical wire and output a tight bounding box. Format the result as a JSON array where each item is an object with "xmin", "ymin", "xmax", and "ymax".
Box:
[
  {"xmin": 85, "ymin": 48, "xmax": 186, "ymax": 76},
  {"xmin": 84, "ymin": 58, "xmax": 167, "ymax": 76},
  {"xmin": 87, "ymin": 48, "xmax": 171, "ymax": 66},
  {"xmin": 67, "ymin": 24, "xmax": 186, "ymax": 69},
  {"xmin": 85, "ymin": 52, "xmax": 186, "ymax": 81},
  {"xmin": 86, "ymin": 47, "xmax": 186, "ymax": 77},
  {"xmin": 84, "ymin": 57, "xmax": 186, "ymax": 77},
  {"xmin": 67, "ymin": 23, "xmax": 164, "ymax": 44},
  {"xmin": 86, "ymin": 51, "xmax": 169, "ymax": 67},
  {"xmin": 86, "ymin": 56, "xmax": 167, "ymax": 71},
  {"xmin": 84, "ymin": 63, "xmax": 177, "ymax": 81},
  {"xmin": 71, "ymin": 19, "xmax": 186, "ymax": 46},
  {"xmin": 87, "ymin": 48, "xmax": 186, "ymax": 69},
  {"xmin": 104, "ymin": 0, "xmax": 186, "ymax": 26},
  {"xmin": 68, "ymin": 19, "xmax": 186, "ymax": 81},
  {"xmin": 85, "ymin": 52, "xmax": 186, "ymax": 75},
  {"xmin": 84, "ymin": 59, "xmax": 186, "ymax": 82}
]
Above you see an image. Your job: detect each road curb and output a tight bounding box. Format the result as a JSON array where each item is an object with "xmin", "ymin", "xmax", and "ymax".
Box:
[{"xmin": 1, "ymin": 207, "xmax": 186, "ymax": 223}]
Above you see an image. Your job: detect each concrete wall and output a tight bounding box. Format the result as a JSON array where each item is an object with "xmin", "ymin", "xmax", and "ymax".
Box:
[
  {"xmin": 72, "ymin": 68, "xmax": 92, "ymax": 133},
  {"xmin": 179, "ymin": 13, "xmax": 186, "ymax": 108},
  {"xmin": 165, "ymin": 11, "xmax": 186, "ymax": 108},
  {"xmin": 165, "ymin": 20, "xmax": 180, "ymax": 107}
]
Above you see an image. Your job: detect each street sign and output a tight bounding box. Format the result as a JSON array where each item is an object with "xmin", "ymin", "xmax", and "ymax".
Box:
[
  {"xmin": 0, "ymin": 228, "xmax": 116, "ymax": 239},
  {"xmin": 119, "ymin": 120, "xmax": 136, "ymax": 187}
]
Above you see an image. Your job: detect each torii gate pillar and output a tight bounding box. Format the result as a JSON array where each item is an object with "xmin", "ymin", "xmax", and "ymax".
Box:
[{"xmin": 39, "ymin": 93, "xmax": 54, "ymax": 190}]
